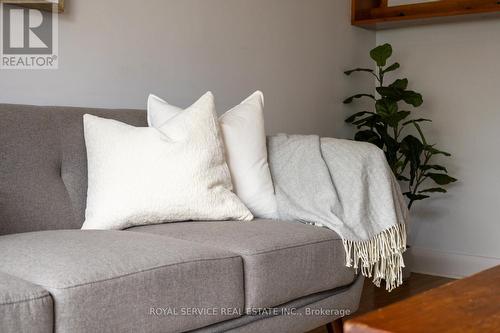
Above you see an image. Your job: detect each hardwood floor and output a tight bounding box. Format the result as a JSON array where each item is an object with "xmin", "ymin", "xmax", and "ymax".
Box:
[{"xmin": 307, "ymin": 273, "xmax": 455, "ymax": 333}]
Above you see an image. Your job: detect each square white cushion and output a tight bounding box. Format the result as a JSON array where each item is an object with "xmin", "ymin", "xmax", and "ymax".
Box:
[
  {"xmin": 82, "ymin": 92, "xmax": 253, "ymax": 230},
  {"xmin": 148, "ymin": 91, "xmax": 278, "ymax": 218}
]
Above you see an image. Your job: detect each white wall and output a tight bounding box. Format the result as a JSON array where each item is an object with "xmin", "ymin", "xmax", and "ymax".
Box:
[
  {"xmin": 377, "ymin": 19, "xmax": 500, "ymax": 277},
  {"xmin": 0, "ymin": 0, "xmax": 374, "ymax": 138}
]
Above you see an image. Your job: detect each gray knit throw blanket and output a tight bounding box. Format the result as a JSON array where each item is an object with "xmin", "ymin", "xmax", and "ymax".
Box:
[{"xmin": 268, "ymin": 134, "xmax": 409, "ymax": 291}]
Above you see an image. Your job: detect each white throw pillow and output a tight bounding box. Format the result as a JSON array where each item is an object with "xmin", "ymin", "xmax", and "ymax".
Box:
[
  {"xmin": 148, "ymin": 91, "xmax": 278, "ymax": 219},
  {"xmin": 82, "ymin": 92, "xmax": 253, "ymax": 230}
]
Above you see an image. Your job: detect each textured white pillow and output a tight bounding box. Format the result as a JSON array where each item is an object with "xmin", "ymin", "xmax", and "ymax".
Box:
[
  {"xmin": 148, "ymin": 91, "xmax": 278, "ymax": 219},
  {"xmin": 82, "ymin": 92, "xmax": 253, "ymax": 230}
]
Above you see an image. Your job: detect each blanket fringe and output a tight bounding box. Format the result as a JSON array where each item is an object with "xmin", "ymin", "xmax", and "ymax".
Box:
[{"xmin": 342, "ymin": 223, "xmax": 407, "ymax": 292}]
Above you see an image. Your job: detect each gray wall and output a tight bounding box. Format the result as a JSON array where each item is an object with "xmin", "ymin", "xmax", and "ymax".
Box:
[
  {"xmin": 0, "ymin": 0, "xmax": 375, "ymax": 138},
  {"xmin": 378, "ymin": 20, "xmax": 500, "ymax": 277},
  {"xmin": 6, "ymin": 0, "xmax": 497, "ymax": 278}
]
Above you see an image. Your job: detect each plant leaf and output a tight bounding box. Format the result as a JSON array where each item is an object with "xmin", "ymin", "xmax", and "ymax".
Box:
[
  {"xmin": 403, "ymin": 118, "xmax": 432, "ymax": 126},
  {"xmin": 425, "ymin": 146, "xmax": 452, "ymax": 157},
  {"xmin": 397, "ymin": 175, "xmax": 410, "ymax": 181},
  {"xmin": 343, "ymin": 94, "xmax": 375, "ymax": 104},
  {"xmin": 419, "ymin": 187, "xmax": 447, "ymax": 193},
  {"xmin": 376, "ymin": 86, "xmax": 404, "ymax": 100},
  {"xmin": 345, "ymin": 111, "xmax": 373, "ymax": 123},
  {"xmin": 389, "ymin": 78, "xmax": 408, "ymax": 90},
  {"xmin": 344, "ymin": 68, "xmax": 374, "ymax": 76},
  {"xmin": 383, "ymin": 62, "xmax": 400, "ymax": 74},
  {"xmin": 356, "ymin": 114, "xmax": 382, "ymax": 129},
  {"xmin": 370, "ymin": 43, "xmax": 392, "ymax": 67},
  {"xmin": 354, "ymin": 130, "xmax": 383, "ymax": 148},
  {"xmin": 427, "ymin": 173, "xmax": 457, "ymax": 185},
  {"xmin": 374, "ymin": 124, "xmax": 399, "ymax": 166},
  {"xmin": 375, "ymin": 99, "xmax": 398, "ymax": 117},
  {"xmin": 352, "ymin": 116, "xmax": 375, "ymax": 126},
  {"xmin": 404, "ymin": 193, "xmax": 430, "ymax": 201},
  {"xmin": 420, "ymin": 165, "xmax": 448, "ymax": 173},
  {"xmin": 400, "ymin": 135, "xmax": 424, "ymax": 185},
  {"xmin": 385, "ymin": 111, "xmax": 411, "ymax": 127},
  {"xmin": 402, "ymin": 90, "xmax": 423, "ymax": 107}
]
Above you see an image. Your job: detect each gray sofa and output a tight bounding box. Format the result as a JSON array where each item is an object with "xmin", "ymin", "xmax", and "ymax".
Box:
[{"xmin": 0, "ymin": 104, "xmax": 364, "ymax": 333}]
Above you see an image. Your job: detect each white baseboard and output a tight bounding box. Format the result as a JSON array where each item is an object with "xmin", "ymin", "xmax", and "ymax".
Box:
[{"xmin": 410, "ymin": 247, "xmax": 500, "ymax": 279}]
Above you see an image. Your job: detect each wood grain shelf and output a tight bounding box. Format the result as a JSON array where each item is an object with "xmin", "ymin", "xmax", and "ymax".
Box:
[
  {"xmin": 352, "ymin": 0, "xmax": 500, "ymax": 30},
  {"xmin": 1, "ymin": 0, "xmax": 65, "ymax": 13}
]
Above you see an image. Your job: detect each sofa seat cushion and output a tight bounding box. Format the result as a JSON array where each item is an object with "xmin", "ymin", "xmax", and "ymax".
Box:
[
  {"xmin": 0, "ymin": 230, "xmax": 244, "ymax": 333},
  {"xmin": 130, "ymin": 219, "xmax": 355, "ymax": 310},
  {"xmin": 0, "ymin": 271, "xmax": 53, "ymax": 333}
]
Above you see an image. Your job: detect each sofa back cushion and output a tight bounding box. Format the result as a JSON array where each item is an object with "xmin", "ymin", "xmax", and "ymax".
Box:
[{"xmin": 0, "ymin": 104, "xmax": 146, "ymax": 235}]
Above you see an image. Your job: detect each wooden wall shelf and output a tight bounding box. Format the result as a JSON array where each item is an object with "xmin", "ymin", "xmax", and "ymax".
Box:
[
  {"xmin": 1, "ymin": 0, "xmax": 65, "ymax": 13},
  {"xmin": 352, "ymin": 0, "xmax": 500, "ymax": 30}
]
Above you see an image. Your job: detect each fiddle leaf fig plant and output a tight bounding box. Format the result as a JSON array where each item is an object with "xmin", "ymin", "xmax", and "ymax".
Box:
[{"xmin": 344, "ymin": 43, "xmax": 457, "ymax": 209}]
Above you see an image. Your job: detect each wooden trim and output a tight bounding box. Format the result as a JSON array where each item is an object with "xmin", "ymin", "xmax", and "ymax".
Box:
[
  {"xmin": 1, "ymin": 0, "xmax": 64, "ymax": 13},
  {"xmin": 352, "ymin": 0, "xmax": 383, "ymax": 22},
  {"xmin": 352, "ymin": 0, "xmax": 500, "ymax": 30},
  {"xmin": 371, "ymin": 0, "xmax": 500, "ymax": 18}
]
